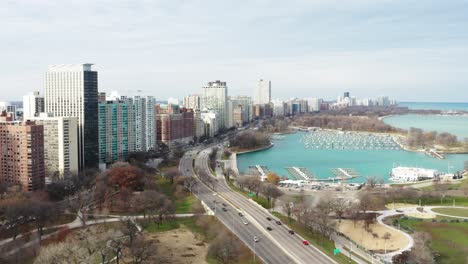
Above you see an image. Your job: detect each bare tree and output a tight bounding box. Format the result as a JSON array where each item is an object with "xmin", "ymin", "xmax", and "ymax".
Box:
[
  {"xmin": 261, "ymin": 183, "xmax": 283, "ymax": 206},
  {"xmin": 366, "ymin": 176, "xmax": 378, "ymax": 189},
  {"xmin": 207, "ymin": 231, "xmax": 240, "ymax": 264},
  {"xmin": 129, "ymin": 236, "xmax": 156, "ymax": 264},
  {"xmin": 163, "ymin": 167, "xmax": 179, "ymax": 184},
  {"xmin": 409, "ymin": 232, "xmax": 435, "ymax": 264},
  {"xmin": 331, "ymin": 197, "xmax": 349, "ymax": 223},
  {"xmin": 280, "ymin": 196, "xmax": 295, "ymax": 222}
]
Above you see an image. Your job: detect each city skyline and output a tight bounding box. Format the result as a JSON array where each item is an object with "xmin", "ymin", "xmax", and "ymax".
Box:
[{"xmin": 1, "ymin": 1, "xmax": 468, "ymax": 102}]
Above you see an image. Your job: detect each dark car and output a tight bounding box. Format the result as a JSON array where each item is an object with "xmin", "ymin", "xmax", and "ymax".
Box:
[
  {"xmin": 222, "ymin": 203, "xmax": 227, "ymax": 207},
  {"xmin": 238, "ymin": 212, "xmax": 244, "ymax": 217},
  {"xmin": 288, "ymin": 230, "xmax": 295, "ymax": 235},
  {"xmin": 266, "ymin": 227, "xmax": 273, "ymax": 231},
  {"xmin": 266, "ymin": 217, "xmax": 272, "ymax": 221},
  {"xmin": 276, "ymin": 221, "xmax": 282, "ymax": 225},
  {"xmin": 222, "ymin": 208, "xmax": 227, "ymax": 212}
]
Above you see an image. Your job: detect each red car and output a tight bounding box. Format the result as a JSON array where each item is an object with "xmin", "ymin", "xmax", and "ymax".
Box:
[{"xmin": 302, "ymin": 240, "xmax": 309, "ymax": 245}]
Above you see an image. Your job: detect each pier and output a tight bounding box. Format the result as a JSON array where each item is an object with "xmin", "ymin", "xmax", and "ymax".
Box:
[
  {"xmin": 425, "ymin": 149, "xmax": 445, "ymax": 159},
  {"xmin": 285, "ymin": 167, "xmax": 316, "ymax": 180},
  {"xmin": 248, "ymin": 165, "xmax": 271, "ymax": 181}
]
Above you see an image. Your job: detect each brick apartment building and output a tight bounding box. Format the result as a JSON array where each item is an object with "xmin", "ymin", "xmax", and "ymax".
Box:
[
  {"xmin": 0, "ymin": 119, "xmax": 45, "ymax": 191},
  {"xmin": 155, "ymin": 104, "xmax": 194, "ymax": 147}
]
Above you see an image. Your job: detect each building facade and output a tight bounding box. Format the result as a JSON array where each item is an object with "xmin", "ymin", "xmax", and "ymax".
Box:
[
  {"xmin": 98, "ymin": 96, "xmax": 135, "ymax": 165},
  {"xmin": 23, "ymin": 91, "xmax": 45, "ymax": 119},
  {"xmin": 183, "ymin": 95, "xmax": 201, "ymax": 110},
  {"xmin": 45, "ymin": 64, "xmax": 99, "ymax": 170},
  {"xmin": 201, "ymin": 80, "xmax": 227, "ymax": 130},
  {"xmin": 29, "ymin": 114, "xmax": 78, "ymax": 179},
  {"xmin": 200, "ymin": 110, "xmax": 218, "ymax": 137},
  {"xmin": 253, "ymin": 79, "xmax": 271, "ymax": 105},
  {"xmin": 132, "ymin": 96, "xmax": 156, "ymax": 151},
  {"xmin": 0, "ymin": 120, "xmax": 45, "ymax": 191},
  {"xmin": 155, "ymin": 104, "xmax": 194, "ymax": 147}
]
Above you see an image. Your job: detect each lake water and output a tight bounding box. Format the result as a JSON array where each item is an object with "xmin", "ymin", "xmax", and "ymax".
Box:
[
  {"xmin": 237, "ymin": 132, "xmax": 468, "ymax": 183},
  {"xmin": 398, "ymin": 102, "xmax": 468, "ymax": 111},
  {"xmin": 383, "ymin": 114, "xmax": 468, "ymax": 140}
]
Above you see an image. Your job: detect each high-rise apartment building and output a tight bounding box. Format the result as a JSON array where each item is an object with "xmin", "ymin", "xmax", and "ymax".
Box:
[
  {"xmin": 253, "ymin": 79, "xmax": 271, "ymax": 105},
  {"xmin": 44, "ymin": 64, "xmax": 99, "ymax": 170},
  {"xmin": 23, "ymin": 91, "xmax": 45, "ymax": 119},
  {"xmin": 307, "ymin": 98, "xmax": 322, "ymax": 112},
  {"xmin": 201, "ymin": 110, "xmax": 218, "ymax": 137},
  {"xmin": 155, "ymin": 104, "xmax": 194, "ymax": 147},
  {"xmin": 30, "ymin": 113, "xmax": 78, "ymax": 178},
  {"xmin": 183, "ymin": 95, "xmax": 201, "ymax": 110},
  {"xmin": 0, "ymin": 120, "xmax": 45, "ymax": 191},
  {"xmin": 201, "ymin": 80, "xmax": 227, "ymax": 130},
  {"xmin": 98, "ymin": 95, "xmax": 136, "ymax": 165},
  {"xmin": 132, "ymin": 96, "xmax": 156, "ymax": 151}
]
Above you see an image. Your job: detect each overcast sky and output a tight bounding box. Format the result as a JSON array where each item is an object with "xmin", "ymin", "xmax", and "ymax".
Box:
[{"xmin": 1, "ymin": 0, "xmax": 468, "ymax": 102}]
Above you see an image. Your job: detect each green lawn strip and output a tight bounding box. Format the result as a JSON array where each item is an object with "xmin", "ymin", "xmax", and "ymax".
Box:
[
  {"xmin": 342, "ymin": 246, "xmax": 372, "ymax": 264},
  {"xmin": 272, "ymin": 212, "xmax": 356, "ymax": 264},
  {"xmin": 227, "ymin": 179, "xmax": 271, "ymax": 209},
  {"xmin": 398, "ymin": 218, "xmax": 468, "ymax": 264},
  {"xmin": 389, "ymin": 196, "xmax": 468, "ymax": 206},
  {"xmin": 156, "ymin": 177, "xmax": 198, "ymax": 214},
  {"xmin": 431, "ymin": 207, "xmax": 468, "ymax": 217}
]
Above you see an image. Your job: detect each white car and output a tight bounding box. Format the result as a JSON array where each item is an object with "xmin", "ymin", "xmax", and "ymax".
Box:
[
  {"xmin": 243, "ymin": 220, "xmax": 249, "ymax": 225},
  {"xmin": 253, "ymin": 237, "xmax": 259, "ymax": 242}
]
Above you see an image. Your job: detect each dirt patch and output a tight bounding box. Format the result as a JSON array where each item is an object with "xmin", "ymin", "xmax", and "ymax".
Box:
[
  {"xmin": 146, "ymin": 227, "xmax": 208, "ymax": 264},
  {"xmin": 404, "ymin": 212, "xmax": 436, "ymax": 219},
  {"xmin": 337, "ymin": 220, "xmax": 409, "ymax": 252}
]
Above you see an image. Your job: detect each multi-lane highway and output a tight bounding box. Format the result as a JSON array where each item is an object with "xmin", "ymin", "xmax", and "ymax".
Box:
[{"xmin": 179, "ymin": 147, "xmax": 337, "ymax": 264}]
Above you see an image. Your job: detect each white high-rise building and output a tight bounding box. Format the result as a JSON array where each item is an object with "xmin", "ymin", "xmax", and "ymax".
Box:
[
  {"xmin": 45, "ymin": 64, "xmax": 99, "ymax": 170},
  {"xmin": 253, "ymin": 79, "xmax": 271, "ymax": 105},
  {"xmin": 23, "ymin": 91, "xmax": 45, "ymax": 119},
  {"xmin": 201, "ymin": 110, "xmax": 218, "ymax": 137},
  {"xmin": 307, "ymin": 98, "xmax": 322, "ymax": 112},
  {"xmin": 271, "ymin": 100, "xmax": 286, "ymax": 116},
  {"xmin": 30, "ymin": 113, "xmax": 78, "ymax": 179},
  {"xmin": 201, "ymin": 80, "xmax": 228, "ymax": 130},
  {"xmin": 183, "ymin": 95, "xmax": 201, "ymax": 110},
  {"xmin": 132, "ymin": 96, "xmax": 156, "ymax": 151},
  {"xmin": 0, "ymin": 102, "xmax": 17, "ymax": 120}
]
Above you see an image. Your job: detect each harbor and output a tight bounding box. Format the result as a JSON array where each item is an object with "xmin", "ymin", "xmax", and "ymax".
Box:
[{"xmin": 237, "ymin": 131, "xmax": 468, "ymax": 183}]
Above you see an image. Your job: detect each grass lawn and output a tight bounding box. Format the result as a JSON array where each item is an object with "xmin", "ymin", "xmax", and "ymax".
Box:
[
  {"xmin": 390, "ymin": 196, "xmax": 468, "ymax": 207},
  {"xmin": 432, "ymin": 207, "xmax": 468, "ymax": 218},
  {"xmin": 156, "ymin": 177, "xmax": 200, "ymax": 214},
  {"xmin": 142, "ymin": 217, "xmax": 197, "ymax": 233},
  {"xmin": 227, "ymin": 179, "xmax": 272, "ymax": 209},
  {"xmin": 399, "ymin": 218, "xmax": 468, "ymax": 264},
  {"xmin": 272, "ymin": 212, "xmax": 356, "ymax": 264}
]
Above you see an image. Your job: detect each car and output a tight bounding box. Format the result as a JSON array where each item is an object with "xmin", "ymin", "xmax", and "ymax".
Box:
[
  {"xmin": 243, "ymin": 220, "xmax": 249, "ymax": 225},
  {"xmin": 213, "ymin": 193, "xmax": 217, "ymax": 196},
  {"xmin": 266, "ymin": 217, "xmax": 272, "ymax": 221},
  {"xmin": 302, "ymin": 240, "xmax": 309, "ymax": 245},
  {"xmin": 276, "ymin": 221, "xmax": 282, "ymax": 225},
  {"xmin": 222, "ymin": 203, "xmax": 227, "ymax": 207},
  {"xmin": 238, "ymin": 212, "xmax": 244, "ymax": 217},
  {"xmin": 253, "ymin": 237, "xmax": 259, "ymax": 242},
  {"xmin": 396, "ymin": 209, "xmax": 403, "ymax": 213},
  {"xmin": 222, "ymin": 208, "xmax": 227, "ymax": 212},
  {"xmin": 288, "ymin": 230, "xmax": 295, "ymax": 235},
  {"xmin": 266, "ymin": 227, "xmax": 272, "ymax": 231}
]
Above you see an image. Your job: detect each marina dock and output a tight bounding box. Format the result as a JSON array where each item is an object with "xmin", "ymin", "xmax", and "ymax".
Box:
[
  {"xmin": 425, "ymin": 149, "xmax": 445, "ymax": 159},
  {"xmin": 248, "ymin": 165, "xmax": 271, "ymax": 181},
  {"xmin": 285, "ymin": 167, "xmax": 316, "ymax": 180}
]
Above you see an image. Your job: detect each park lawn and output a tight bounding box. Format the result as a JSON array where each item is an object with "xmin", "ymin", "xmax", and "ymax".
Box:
[
  {"xmin": 272, "ymin": 212, "xmax": 356, "ymax": 264},
  {"xmin": 399, "ymin": 218, "xmax": 468, "ymax": 264},
  {"xmin": 227, "ymin": 179, "xmax": 272, "ymax": 209},
  {"xmin": 156, "ymin": 177, "xmax": 199, "ymax": 213},
  {"xmin": 390, "ymin": 196, "xmax": 468, "ymax": 207},
  {"xmin": 142, "ymin": 217, "xmax": 196, "ymax": 233},
  {"xmin": 432, "ymin": 207, "xmax": 468, "ymax": 218}
]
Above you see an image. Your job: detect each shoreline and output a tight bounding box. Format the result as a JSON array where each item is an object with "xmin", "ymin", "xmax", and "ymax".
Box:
[{"xmin": 232, "ymin": 143, "xmax": 274, "ymax": 155}]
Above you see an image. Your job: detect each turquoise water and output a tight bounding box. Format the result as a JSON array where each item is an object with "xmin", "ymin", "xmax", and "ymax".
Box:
[
  {"xmin": 383, "ymin": 114, "xmax": 468, "ymax": 140},
  {"xmin": 237, "ymin": 132, "xmax": 468, "ymax": 183},
  {"xmin": 399, "ymin": 102, "xmax": 468, "ymax": 111}
]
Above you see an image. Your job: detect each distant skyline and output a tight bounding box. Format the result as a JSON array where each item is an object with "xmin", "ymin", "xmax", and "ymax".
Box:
[{"xmin": 1, "ymin": 0, "xmax": 468, "ymax": 102}]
